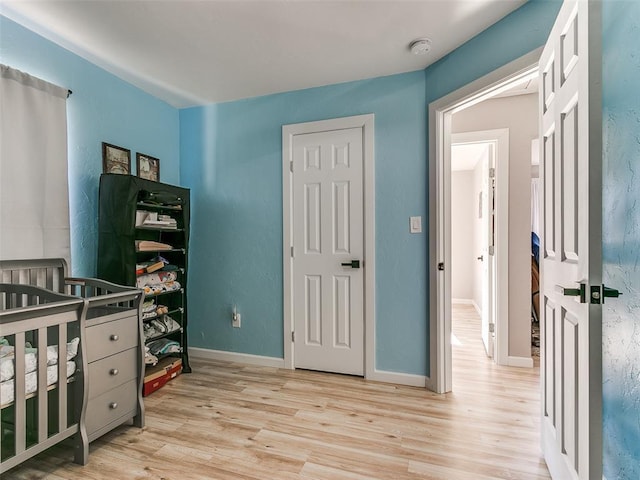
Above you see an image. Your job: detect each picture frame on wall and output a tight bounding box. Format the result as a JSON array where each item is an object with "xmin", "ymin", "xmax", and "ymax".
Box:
[
  {"xmin": 102, "ymin": 142, "xmax": 131, "ymax": 175},
  {"xmin": 136, "ymin": 152, "xmax": 160, "ymax": 182}
]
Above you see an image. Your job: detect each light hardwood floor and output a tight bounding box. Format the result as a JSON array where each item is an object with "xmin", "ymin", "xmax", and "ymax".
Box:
[{"xmin": 7, "ymin": 305, "xmax": 549, "ymax": 479}]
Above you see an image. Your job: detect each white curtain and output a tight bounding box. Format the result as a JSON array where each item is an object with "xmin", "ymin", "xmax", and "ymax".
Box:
[
  {"xmin": 0, "ymin": 64, "xmax": 71, "ymax": 268},
  {"xmin": 531, "ymin": 178, "xmax": 540, "ymax": 236}
]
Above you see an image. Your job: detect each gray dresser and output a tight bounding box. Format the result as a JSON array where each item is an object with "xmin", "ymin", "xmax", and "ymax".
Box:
[{"xmin": 85, "ymin": 305, "xmax": 144, "ymax": 442}]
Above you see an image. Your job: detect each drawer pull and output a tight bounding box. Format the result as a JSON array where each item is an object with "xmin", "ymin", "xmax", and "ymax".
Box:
[
  {"xmin": 110, "ymin": 368, "xmax": 119, "ymax": 376},
  {"xmin": 110, "ymin": 334, "xmax": 119, "ymax": 341},
  {"xmin": 109, "ymin": 402, "xmax": 118, "ymax": 410}
]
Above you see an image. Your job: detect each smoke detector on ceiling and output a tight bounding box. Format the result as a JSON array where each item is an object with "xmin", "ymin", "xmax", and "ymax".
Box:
[{"xmin": 409, "ymin": 38, "xmax": 432, "ymax": 55}]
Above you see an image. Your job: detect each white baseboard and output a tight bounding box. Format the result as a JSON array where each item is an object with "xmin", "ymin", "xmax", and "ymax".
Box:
[
  {"xmin": 189, "ymin": 347, "xmax": 285, "ymax": 368},
  {"xmin": 452, "ymin": 298, "xmax": 474, "ymax": 305},
  {"xmin": 452, "ymin": 298, "xmax": 481, "ymax": 316},
  {"xmin": 190, "ymin": 348, "xmax": 428, "ymax": 387},
  {"xmin": 367, "ymin": 369, "xmax": 427, "ymax": 388},
  {"xmin": 507, "ymin": 355, "xmax": 534, "ymax": 368}
]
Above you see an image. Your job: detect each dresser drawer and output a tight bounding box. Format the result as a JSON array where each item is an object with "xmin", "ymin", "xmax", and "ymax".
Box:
[
  {"xmin": 86, "ymin": 379, "xmax": 137, "ymax": 436},
  {"xmin": 88, "ymin": 348, "xmax": 139, "ymax": 400},
  {"xmin": 86, "ymin": 315, "xmax": 138, "ymax": 362}
]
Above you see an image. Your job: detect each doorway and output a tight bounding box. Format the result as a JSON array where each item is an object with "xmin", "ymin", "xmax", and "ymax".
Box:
[
  {"xmin": 451, "ymin": 130, "xmax": 508, "ymax": 361},
  {"xmin": 427, "ymin": 49, "xmax": 540, "ymax": 394},
  {"xmin": 282, "ymin": 114, "xmax": 375, "ymax": 377}
]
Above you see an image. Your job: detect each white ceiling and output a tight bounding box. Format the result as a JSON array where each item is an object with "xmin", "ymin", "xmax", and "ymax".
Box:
[{"xmin": 1, "ymin": 0, "xmax": 526, "ymax": 108}]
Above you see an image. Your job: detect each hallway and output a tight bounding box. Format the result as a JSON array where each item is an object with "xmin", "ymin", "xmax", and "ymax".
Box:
[{"xmin": 451, "ymin": 303, "xmax": 549, "ymax": 478}]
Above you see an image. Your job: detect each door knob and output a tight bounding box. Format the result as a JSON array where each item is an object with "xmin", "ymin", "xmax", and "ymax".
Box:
[
  {"xmin": 593, "ymin": 285, "xmax": 623, "ymax": 304},
  {"xmin": 555, "ymin": 283, "xmax": 586, "ymax": 303},
  {"xmin": 341, "ymin": 260, "xmax": 360, "ymax": 269},
  {"xmin": 477, "ymin": 255, "xmax": 483, "ymax": 261}
]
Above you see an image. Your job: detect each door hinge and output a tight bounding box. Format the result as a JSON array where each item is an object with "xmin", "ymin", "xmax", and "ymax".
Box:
[
  {"xmin": 437, "ymin": 262, "xmax": 444, "ymax": 271},
  {"xmin": 489, "ymin": 323, "xmax": 495, "ymax": 333},
  {"xmin": 291, "ymin": 246, "xmax": 294, "ymax": 258},
  {"xmin": 291, "ymin": 331, "xmax": 295, "ymax": 342},
  {"xmin": 488, "ymin": 246, "xmax": 495, "ymax": 256},
  {"xmin": 290, "ymin": 161, "xmax": 293, "ymax": 173},
  {"xmin": 489, "ymin": 167, "xmax": 496, "ymax": 178}
]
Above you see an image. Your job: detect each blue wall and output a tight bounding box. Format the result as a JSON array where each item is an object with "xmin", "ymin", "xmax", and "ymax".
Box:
[
  {"xmin": 0, "ymin": 15, "xmax": 180, "ymax": 277},
  {"xmin": 424, "ymin": 0, "xmax": 561, "ymax": 104},
  {"xmin": 602, "ymin": 2, "xmax": 640, "ymax": 478},
  {"xmin": 181, "ymin": 72, "xmax": 428, "ymax": 373}
]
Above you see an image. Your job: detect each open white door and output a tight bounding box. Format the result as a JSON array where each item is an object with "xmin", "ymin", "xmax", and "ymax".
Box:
[
  {"xmin": 479, "ymin": 145, "xmax": 495, "ymax": 358},
  {"xmin": 539, "ymin": 1, "xmax": 602, "ymax": 478}
]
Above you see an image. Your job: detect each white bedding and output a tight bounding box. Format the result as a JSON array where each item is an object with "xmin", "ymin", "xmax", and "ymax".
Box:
[
  {"xmin": 0, "ymin": 360, "xmax": 76, "ymax": 407},
  {"xmin": 0, "ymin": 337, "xmax": 79, "ymax": 382}
]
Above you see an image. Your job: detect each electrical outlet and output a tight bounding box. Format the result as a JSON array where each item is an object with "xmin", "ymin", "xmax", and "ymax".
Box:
[{"xmin": 232, "ymin": 313, "xmax": 241, "ymax": 328}]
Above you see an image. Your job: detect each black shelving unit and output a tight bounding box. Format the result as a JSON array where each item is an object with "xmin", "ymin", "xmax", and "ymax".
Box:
[{"xmin": 97, "ymin": 173, "xmax": 191, "ymax": 374}]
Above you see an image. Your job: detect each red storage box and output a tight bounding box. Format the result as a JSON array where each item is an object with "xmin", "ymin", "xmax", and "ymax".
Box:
[{"xmin": 143, "ymin": 357, "xmax": 182, "ymax": 396}]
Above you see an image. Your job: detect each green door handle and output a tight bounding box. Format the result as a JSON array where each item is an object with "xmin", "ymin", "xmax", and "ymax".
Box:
[
  {"xmin": 556, "ymin": 283, "xmax": 586, "ymax": 303},
  {"xmin": 341, "ymin": 260, "xmax": 360, "ymax": 269}
]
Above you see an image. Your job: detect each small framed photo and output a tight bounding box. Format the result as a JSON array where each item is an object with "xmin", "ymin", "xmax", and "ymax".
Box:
[
  {"xmin": 102, "ymin": 142, "xmax": 131, "ymax": 175},
  {"xmin": 136, "ymin": 153, "xmax": 160, "ymax": 182}
]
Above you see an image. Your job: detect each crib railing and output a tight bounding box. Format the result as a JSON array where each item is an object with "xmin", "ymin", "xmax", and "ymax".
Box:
[{"xmin": 0, "ymin": 283, "xmax": 87, "ymax": 473}]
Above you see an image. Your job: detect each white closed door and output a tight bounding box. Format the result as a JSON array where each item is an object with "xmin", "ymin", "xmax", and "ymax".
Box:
[
  {"xmin": 292, "ymin": 127, "xmax": 364, "ymax": 376},
  {"xmin": 539, "ymin": 1, "xmax": 602, "ymax": 478}
]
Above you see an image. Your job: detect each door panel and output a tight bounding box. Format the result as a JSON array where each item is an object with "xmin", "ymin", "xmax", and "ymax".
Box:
[
  {"xmin": 292, "ymin": 127, "xmax": 364, "ymax": 375},
  {"xmin": 539, "ymin": 1, "xmax": 602, "ymax": 479},
  {"xmin": 305, "ymin": 275, "xmax": 322, "ymax": 345},
  {"xmin": 561, "ymin": 100, "xmax": 579, "ymax": 263},
  {"xmin": 304, "ymin": 183, "xmax": 321, "ymax": 253},
  {"xmin": 543, "ymin": 131, "xmax": 556, "ymax": 258},
  {"xmin": 333, "ymin": 275, "xmax": 351, "ymax": 347}
]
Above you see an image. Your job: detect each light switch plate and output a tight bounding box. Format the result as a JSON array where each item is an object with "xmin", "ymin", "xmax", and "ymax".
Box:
[{"xmin": 410, "ymin": 216, "xmax": 422, "ymax": 233}]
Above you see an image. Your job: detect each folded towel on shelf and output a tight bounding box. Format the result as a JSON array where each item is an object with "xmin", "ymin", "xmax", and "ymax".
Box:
[
  {"xmin": 151, "ymin": 316, "xmax": 181, "ymax": 334},
  {"xmin": 144, "ymin": 316, "xmax": 181, "ymax": 341},
  {"xmin": 135, "ymin": 240, "xmax": 173, "ymax": 251},
  {"xmin": 136, "ymin": 271, "xmax": 178, "ymax": 289},
  {"xmin": 146, "ymin": 339, "xmax": 181, "ymax": 356},
  {"xmin": 142, "ymin": 281, "xmax": 181, "ymax": 296}
]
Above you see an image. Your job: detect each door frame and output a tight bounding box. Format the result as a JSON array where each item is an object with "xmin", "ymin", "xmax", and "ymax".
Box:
[
  {"xmin": 282, "ymin": 114, "xmax": 375, "ymax": 378},
  {"xmin": 427, "ymin": 49, "xmax": 541, "ymax": 393},
  {"xmin": 451, "ymin": 129, "xmax": 509, "ymax": 362}
]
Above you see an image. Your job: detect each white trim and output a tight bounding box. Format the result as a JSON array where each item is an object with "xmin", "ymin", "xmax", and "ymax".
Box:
[
  {"xmin": 507, "ymin": 355, "xmax": 534, "ymax": 368},
  {"xmin": 452, "ymin": 128, "xmax": 509, "ymax": 367},
  {"xmin": 189, "ymin": 347, "xmax": 285, "ymax": 368},
  {"xmin": 427, "ymin": 48, "xmax": 542, "ymax": 394},
  {"xmin": 471, "ymin": 300, "xmax": 481, "ymax": 316},
  {"xmin": 451, "ymin": 298, "xmax": 481, "ymax": 315},
  {"xmin": 282, "ymin": 114, "xmax": 376, "ymax": 378},
  {"xmin": 367, "ymin": 370, "xmax": 427, "ymax": 388}
]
